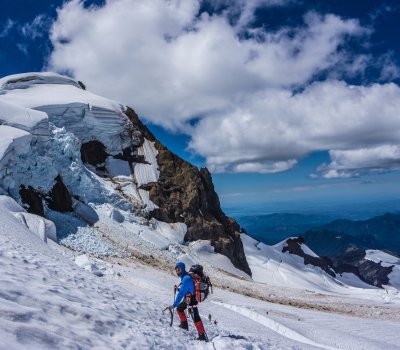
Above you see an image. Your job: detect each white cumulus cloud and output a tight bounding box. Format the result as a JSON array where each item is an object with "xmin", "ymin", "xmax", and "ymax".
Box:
[
  {"xmin": 47, "ymin": 0, "xmax": 400, "ymax": 177},
  {"xmin": 316, "ymin": 145, "xmax": 400, "ymax": 178},
  {"xmin": 189, "ymin": 81, "xmax": 400, "ymax": 173}
]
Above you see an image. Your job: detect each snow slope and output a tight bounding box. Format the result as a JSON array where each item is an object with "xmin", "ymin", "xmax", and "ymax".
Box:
[
  {"xmin": 241, "ymin": 234, "xmax": 345, "ymax": 292},
  {"xmin": 2, "ymin": 72, "xmax": 400, "ymax": 349},
  {"xmin": 0, "ymin": 99, "xmax": 47, "ymax": 132},
  {"xmin": 240, "ymin": 233, "xmax": 400, "ymax": 300},
  {"xmin": 2, "ymin": 195, "xmax": 400, "ymax": 350}
]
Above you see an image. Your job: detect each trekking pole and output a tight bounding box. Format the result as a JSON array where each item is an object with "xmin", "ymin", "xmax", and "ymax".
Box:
[{"xmin": 162, "ymin": 307, "xmax": 174, "ymax": 327}]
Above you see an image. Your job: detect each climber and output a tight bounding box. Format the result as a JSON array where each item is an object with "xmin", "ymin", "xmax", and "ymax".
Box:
[{"xmin": 168, "ymin": 262, "xmax": 207, "ymax": 341}]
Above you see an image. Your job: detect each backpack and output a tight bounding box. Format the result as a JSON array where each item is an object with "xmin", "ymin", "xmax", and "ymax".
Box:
[{"xmin": 188, "ymin": 264, "xmax": 212, "ymax": 302}]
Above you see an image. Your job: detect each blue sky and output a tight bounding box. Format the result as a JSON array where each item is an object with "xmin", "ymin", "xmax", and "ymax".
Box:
[{"xmin": 1, "ymin": 0, "xmax": 400, "ymax": 215}]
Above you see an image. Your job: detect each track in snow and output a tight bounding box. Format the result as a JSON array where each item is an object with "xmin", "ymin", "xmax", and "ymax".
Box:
[{"xmin": 213, "ymin": 301, "xmax": 341, "ymax": 350}]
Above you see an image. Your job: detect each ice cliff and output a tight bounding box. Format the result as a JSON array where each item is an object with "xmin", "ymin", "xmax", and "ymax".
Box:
[{"xmin": 0, "ymin": 72, "xmax": 250, "ymax": 275}]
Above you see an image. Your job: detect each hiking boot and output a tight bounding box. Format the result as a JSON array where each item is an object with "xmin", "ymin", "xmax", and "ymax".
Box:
[
  {"xmin": 197, "ymin": 333, "xmax": 207, "ymax": 341},
  {"xmin": 179, "ymin": 321, "xmax": 188, "ymax": 331}
]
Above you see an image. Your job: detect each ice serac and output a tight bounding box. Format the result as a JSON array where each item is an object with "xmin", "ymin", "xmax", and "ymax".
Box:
[
  {"xmin": 0, "ymin": 72, "xmax": 250, "ymax": 275},
  {"xmin": 124, "ymin": 107, "xmax": 251, "ymax": 276}
]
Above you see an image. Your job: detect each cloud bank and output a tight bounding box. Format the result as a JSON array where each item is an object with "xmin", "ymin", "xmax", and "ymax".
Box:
[{"xmin": 47, "ymin": 0, "xmax": 400, "ymax": 177}]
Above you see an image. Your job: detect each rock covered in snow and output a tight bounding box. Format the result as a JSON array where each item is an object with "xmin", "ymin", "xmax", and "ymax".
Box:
[
  {"xmin": 109, "ymin": 208, "xmax": 125, "ymax": 223},
  {"xmin": 74, "ymin": 254, "xmax": 115, "ymax": 277},
  {"xmin": 241, "ymin": 234, "xmax": 377, "ymax": 292},
  {"xmin": 331, "ymin": 249, "xmax": 400, "ymax": 288},
  {"xmin": 0, "ymin": 195, "xmax": 57, "ymax": 242},
  {"xmin": 281, "ymin": 237, "xmax": 336, "ymax": 277},
  {"xmin": 0, "ymin": 72, "xmax": 250, "ymax": 274}
]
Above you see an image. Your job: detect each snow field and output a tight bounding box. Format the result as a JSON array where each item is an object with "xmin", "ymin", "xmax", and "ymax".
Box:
[
  {"xmin": 2, "ymin": 194, "xmax": 400, "ymax": 349},
  {"xmin": 2, "ymin": 72, "xmax": 400, "ymax": 349}
]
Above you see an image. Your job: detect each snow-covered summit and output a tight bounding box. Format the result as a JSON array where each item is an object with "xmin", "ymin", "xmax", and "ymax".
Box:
[
  {"xmin": 0, "ymin": 99, "xmax": 47, "ymax": 132},
  {"xmin": 0, "ymin": 71, "xmax": 250, "ymax": 274},
  {"xmin": 0, "ymin": 72, "xmax": 82, "ymax": 90},
  {"xmin": 0, "ymin": 72, "xmax": 123, "ymax": 113}
]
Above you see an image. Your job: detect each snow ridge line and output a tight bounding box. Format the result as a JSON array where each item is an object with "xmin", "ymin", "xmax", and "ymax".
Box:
[{"xmin": 212, "ymin": 301, "xmax": 341, "ymax": 350}]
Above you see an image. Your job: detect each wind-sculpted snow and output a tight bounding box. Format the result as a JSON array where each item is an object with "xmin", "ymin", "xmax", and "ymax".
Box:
[
  {"xmin": 0, "ymin": 72, "xmax": 81, "ymax": 90},
  {"xmin": 0, "ymin": 99, "xmax": 47, "ymax": 132},
  {"xmin": 135, "ymin": 139, "xmax": 160, "ymax": 186},
  {"xmin": 0, "ymin": 72, "xmax": 168, "ymax": 239},
  {"xmin": 0, "ymin": 72, "xmax": 121, "ymax": 111},
  {"xmin": 0, "ymin": 196, "xmax": 56, "ymax": 242},
  {"xmin": 0, "ymin": 125, "xmax": 31, "ymax": 160}
]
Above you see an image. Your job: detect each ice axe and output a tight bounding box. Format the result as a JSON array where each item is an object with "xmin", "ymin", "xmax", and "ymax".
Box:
[{"xmin": 162, "ymin": 307, "xmax": 174, "ymax": 327}]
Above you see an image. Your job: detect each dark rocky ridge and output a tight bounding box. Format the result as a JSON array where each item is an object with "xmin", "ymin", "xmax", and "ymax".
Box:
[
  {"xmin": 124, "ymin": 107, "xmax": 251, "ymax": 276},
  {"xmin": 282, "ymin": 237, "xmax": 336, "ymax": 277},
  {"xmin": 330, "ymin": 249, "xmax": 394, "ymax": 288}
]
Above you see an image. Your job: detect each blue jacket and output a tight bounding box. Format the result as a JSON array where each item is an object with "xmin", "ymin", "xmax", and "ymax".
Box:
[{"xmin": 173, "ymin": 263, "xmax": 194, "ymax": 308}]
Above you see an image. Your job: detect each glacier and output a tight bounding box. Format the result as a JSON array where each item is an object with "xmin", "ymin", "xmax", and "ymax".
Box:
[{"xmin": 1, "ymin": 72, "xmax": 400, "ymax": 349}]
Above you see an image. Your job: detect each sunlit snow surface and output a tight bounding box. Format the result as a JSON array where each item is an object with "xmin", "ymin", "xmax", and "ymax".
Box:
[
  {"xmin": 2, "ymin": 73, "xmax": 400, "ymax": 349},
  {"xmin": 1, "ymin": 196, "xmax": 400, "ymax": 350},
  {"xmin": 241, "ymin": 234, "xmax": 400, "ymax": 296}
]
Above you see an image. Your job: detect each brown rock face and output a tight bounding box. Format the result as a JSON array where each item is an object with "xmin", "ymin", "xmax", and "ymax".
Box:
[{"xmin": 124, "ymin": 107, "xmax": 252, "ymax": 276}]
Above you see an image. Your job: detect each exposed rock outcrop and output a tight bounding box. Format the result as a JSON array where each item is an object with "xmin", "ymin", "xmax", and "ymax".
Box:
[
  {"xmin": 46, "ymin": 175, "xmax": 73, "ymax": 212},
  {"xmin": 19, "ymin": 176, "xmax": 73, "ymax": 215},
  {"xmin": 19, "ymin": 186, "xmax": 44, "ymax": 216},
  {"xmin": 0, "ymin": 73, "xmax": 252, "ymax": 277},
  {"xmin": 80, "ymin": 140, "xmax": 108, "ymax": 167},
  {"xmin": 282, "ymin": 237, "xmax": 336, "ymax": 277},
  {"xmin": 331, "ymin": 249, "xmax": 394, "ymax": 287},
  {"xmin": 124, "ymin": 107, "xmax": 251, "ymax": 276}
]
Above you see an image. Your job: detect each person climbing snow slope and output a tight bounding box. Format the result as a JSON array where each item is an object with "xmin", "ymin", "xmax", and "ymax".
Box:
[{"xmin": 168, "ymin": 262, "xmax": 207, "ymax": 341}]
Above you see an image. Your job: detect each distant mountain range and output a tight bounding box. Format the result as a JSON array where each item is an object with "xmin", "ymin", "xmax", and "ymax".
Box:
[
  {"xmin": 304, "ymin": 213, "xmax": 400, "ymax": 257},
  {"xmin": 238, "ymin": 212, "xmax": 400, "ymax": 257},
  {"xmin": 236, "ymin": 213, "xmax": 332, "ymax": 244}
]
